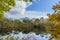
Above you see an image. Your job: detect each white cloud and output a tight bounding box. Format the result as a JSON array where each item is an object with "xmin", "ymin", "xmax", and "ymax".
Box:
[
  {"xmin": 4, "ymin": 0, "xmax": 47, "ymax": 20},
  {"xmin": 9, "ymin": 0, "xmax": 32, "ymax": 15},
  {"xmin": 4, "ymin": 11, "xmax": 49, "ymax": 20},
  {"xmin": 24, "ymin": 11, "xmax": 48, "ymax": 18},
  {"xmin": 9, "ymin": 0, "xmax": 41, "ymax": 15}
]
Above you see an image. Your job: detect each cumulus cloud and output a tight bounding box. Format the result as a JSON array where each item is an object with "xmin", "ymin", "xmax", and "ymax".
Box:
[
  {"xmin": 8, "ymin": 0, "xmax": 40, "ymax": 15},
  {"xmin": 4, "ymin": 0, "xmax": 45, "ymax": 20},
  {"xmin": 23, "ymin": 11, "xmax": 48, "ymax": 19},
  {"xmin": 9, "ymin": 0, "xmax": 32, "ymax": 15},
  {"xmin": 4, "ymin": 11, "xmax": 49, "ymax": 20}
]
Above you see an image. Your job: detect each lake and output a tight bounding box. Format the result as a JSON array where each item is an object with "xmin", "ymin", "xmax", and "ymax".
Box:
[{"xmin": 0, "ymin": 32, "xmax": 53, "ymax": 40}]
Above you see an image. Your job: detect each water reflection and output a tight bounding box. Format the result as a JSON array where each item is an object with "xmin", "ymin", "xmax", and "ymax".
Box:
[{"xmin": 0, "ymin": 32, "xmax": 51, "ymax": 40}]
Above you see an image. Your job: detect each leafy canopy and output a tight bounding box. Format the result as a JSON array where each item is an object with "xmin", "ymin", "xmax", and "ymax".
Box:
[
  {"xmin": 47, "ymin": 2, "xmax": 60, "ymax": 40},
  {"xmin": 0, "ymin": 0, "xmax": 15, "ymax": 13}
]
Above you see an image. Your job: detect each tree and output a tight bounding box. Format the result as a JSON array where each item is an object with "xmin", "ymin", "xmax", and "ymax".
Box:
[
  {"xmin": 0, "ymin": 0, "xmax": 15, "ymax": 13},
  {"xmin": 47, "ymin": 2, "xmax": 60, "ymax": 40},
  {"xmin": 52, "ymin": 2, "xmax": 60, "ymax": 13}
]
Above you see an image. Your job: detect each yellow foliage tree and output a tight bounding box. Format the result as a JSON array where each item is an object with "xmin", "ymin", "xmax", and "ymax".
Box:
[{"xmin": 47, "ymin": 2, "xmax": 60, "ymax": 40}]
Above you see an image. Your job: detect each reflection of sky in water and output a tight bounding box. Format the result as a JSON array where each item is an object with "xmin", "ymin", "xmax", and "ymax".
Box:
[{"xmin": 1, "ymin": 32, "xmax": 51, "ymax": 40}]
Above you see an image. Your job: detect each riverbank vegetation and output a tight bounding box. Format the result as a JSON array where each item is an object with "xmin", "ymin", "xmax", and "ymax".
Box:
[{"xmin": 0, "ymin": 17, "xmax": 49, "ymax": 35}]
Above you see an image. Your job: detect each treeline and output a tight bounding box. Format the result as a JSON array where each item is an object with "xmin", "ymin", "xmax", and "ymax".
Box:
[{"xmin": 0, "ymin": 18, "xmax": 52, "ymax": 35}]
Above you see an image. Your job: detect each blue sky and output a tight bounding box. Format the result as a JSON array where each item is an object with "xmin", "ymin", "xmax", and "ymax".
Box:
[
  {"xmin": 5, "ymin": 0, "xmax": 59, "ymax": 19},
  {"xmin": 27, "ymin": 0, "xmax": 59, "ymax": 12}
]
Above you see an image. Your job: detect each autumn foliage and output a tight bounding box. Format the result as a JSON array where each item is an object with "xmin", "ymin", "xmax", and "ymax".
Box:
[{"xmin": 47, "ymin": 2, "xmax": 60, "ymax": 40}]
